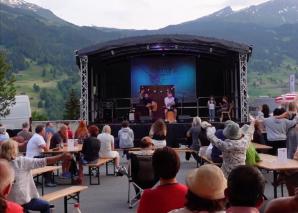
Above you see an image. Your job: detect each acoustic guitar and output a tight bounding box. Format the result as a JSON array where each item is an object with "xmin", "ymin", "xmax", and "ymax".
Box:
[{"xmin": 146, "ymin": 101, "xmax": 158, "ymax": 112}]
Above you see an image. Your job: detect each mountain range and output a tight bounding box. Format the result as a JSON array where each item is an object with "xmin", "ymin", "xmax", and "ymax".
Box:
[{"xmin": 0, "ymin": 0, "xmax": 298, "ymax": 119}]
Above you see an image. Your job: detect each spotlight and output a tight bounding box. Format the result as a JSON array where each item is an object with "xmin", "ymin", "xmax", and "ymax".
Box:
[
  {"xmin": 111, "ymin": 50, "xmax": 115, "ymax": 55},
  {"xmin": 209, "ymin": 48, "xmax": 213, "ymax": 53}
]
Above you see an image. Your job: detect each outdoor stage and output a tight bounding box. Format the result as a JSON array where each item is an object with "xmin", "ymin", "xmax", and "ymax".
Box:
[{"xmin": 76, "ymin": 34, "xmax": 252, "ymax": 124}]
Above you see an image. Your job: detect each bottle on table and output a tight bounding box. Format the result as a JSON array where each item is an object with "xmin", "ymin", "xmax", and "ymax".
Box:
[{"xmin": 72, "ymin": 203, "xmax": 82, "ymax": 213}]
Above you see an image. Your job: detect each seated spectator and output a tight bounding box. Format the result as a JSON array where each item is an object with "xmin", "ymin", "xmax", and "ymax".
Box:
[
  {"xmin": 77, "ymin": 125, "xmax": 101, "ymax": 184},
  {"xmin": 63, "ymin": 121, "xmax": 73, "ymax": 139},
  {"xmin": 51, "ymin": 124, "xmax": 71, "ymax": 179},
  {"xmin": 130, "ymin": 136, "xmax": 154, "ymax": 156},
  {"xmin": 149, "ymin": 119, "xmax": 167, "ymax": 148},
  {"xmin": 0, "ymin": 125, "xmax": 9, "ymax": 144},
  {"xmin": 118, "ymin": 120, "xmax": 134, "ymax": 159},
  {"xmin": 0, "ymin": 140, "xmax": 71, "ymax": 213},
  {"xmin": 138, "ymin": 147, "xmax": 187, "ymax": 213},
  {"xmin": 98, "ymin": 125, "xmax": 122, "ymax": 173},
  {"xmin": 45, "ymin": 122, "xmax": 55, "ymax": 138},
  {"xmin": 74, "ymin": 120, "xmax": 89, "ymax": 143},
  {"xmin": 284, "ymin": 148, "xmax": 298, "ymax": 196},
  {"xmin": 0, "ymin": 159, "xmax": 23, "ymax": 213},
  {"xmin": 169, "ymin": 164, "xmax": 226, "ymax": 213},
  {"xmin": 17, "ymin": 122, "xmax": 33, "ymax": 142},
  {"xmin": 16, "ymin": 122, "xmax": 32, "ymax": 152},
  {"xmin": 265, "ymin": 187, "xmax": 298, "ymax": 213},
  {"xmin": 253, "ymin": 120, "xmax": 265, "ymax": 144},
  {"xmin": 206, "ymin": 119, "xmax": 255, "ymax": 177},
  {"xmin": 225, "ymin": 165, "xmax": 266, "ymax": 213},
  {"xmin": 264, "ymin": 108, "xmax": 298, "ymax": 155}
]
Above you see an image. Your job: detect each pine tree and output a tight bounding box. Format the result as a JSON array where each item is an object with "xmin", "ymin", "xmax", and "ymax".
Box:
[
  {"xmin": 64, "ymin": 89, "xmax": 80, "ymax": 120},
  {"xmin": 0, "ymin": 53, "xmax": 16, "ymax": 117}
]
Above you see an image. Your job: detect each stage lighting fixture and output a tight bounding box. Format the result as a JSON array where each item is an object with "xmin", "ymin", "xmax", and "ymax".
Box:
[
  {"xmin": 209, "ymin": 47, "xmax": 213, "ymax": 53},
  {"xmin": 111, "ymin": 50, "xmax": 115, "ymax": 55},
  {"xmin": 175, "ymin": 45, "xmax": 178, "ymax": 49},
  {"xmin": 146, "ymin": 45, "xmax": 150, "ymax": 50}
]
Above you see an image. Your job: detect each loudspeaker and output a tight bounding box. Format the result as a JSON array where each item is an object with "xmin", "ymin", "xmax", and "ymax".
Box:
[
  {"xmin": 178, "ymin": 115, "xmax": 192, "ymax": 123},
  {"xmin": 139, "ymin": 116, "xmax": 152, "ymax": 123}
]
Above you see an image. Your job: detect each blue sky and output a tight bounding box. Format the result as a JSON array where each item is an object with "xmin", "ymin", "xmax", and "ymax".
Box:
[{"xmin": 26, "ymin": 0, "xmax": 270, "ymax": 29}]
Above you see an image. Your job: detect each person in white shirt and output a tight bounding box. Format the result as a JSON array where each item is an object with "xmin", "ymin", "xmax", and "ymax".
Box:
[
  {"xmin": 97, "ymin": 125, "xmax": 122, "ymax": 172},
  {"xmin": 0, "ymin": 139, "xmax": 71, "ymax": 213},
  {"xmin": 208, "ymin": 96, "xmax": 216, "ymax": 122},
  {"xmin": 164, "ymin": 91, "xmax": 177, "ymax": 122}
]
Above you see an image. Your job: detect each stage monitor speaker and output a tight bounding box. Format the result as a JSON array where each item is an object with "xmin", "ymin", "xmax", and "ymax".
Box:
[
  {"xmin": 178, "ymin": 115, "xmax": 192, "ymax": 123},
  {"xmin": 139, "ymin": 116, "xmax": 152, "ymax": 123}
]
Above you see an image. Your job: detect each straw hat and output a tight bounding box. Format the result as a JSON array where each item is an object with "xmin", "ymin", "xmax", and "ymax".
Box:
[
  {"xmin": 223, "ymin": 121, "xmax": 242, "ymax": 140},
  {"xmin": 186, "ymin": 164, "xmax": 227, "ymax": 200}
]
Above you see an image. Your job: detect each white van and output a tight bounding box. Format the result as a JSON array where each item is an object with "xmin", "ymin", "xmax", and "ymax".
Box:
[{"xmin": 0, "ymin": 95, "xmax": 31, "ymax": 129}]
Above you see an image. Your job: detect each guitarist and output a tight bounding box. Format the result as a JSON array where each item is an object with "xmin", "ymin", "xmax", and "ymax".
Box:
[{"xmin": 140, "ymin": 92, "xmax": 157, "ymax": 117}]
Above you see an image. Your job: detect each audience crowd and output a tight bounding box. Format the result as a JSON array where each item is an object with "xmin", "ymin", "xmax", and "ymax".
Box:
[{"xmin": 0, "ymin": 101, "xmax": 298, "ymax": 213}]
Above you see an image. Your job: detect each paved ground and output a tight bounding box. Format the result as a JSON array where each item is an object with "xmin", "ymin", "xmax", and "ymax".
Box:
[{"xmin": 41, "ymin": 153, "xmax": 288, "ymax": 213}]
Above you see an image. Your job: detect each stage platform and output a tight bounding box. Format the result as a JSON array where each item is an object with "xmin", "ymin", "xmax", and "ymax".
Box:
[{"xmin": 96, "ymin": 122, "xmax": 227, "ymax": 148}]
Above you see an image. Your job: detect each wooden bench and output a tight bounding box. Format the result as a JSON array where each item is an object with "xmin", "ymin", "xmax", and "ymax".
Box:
[
  {"xmin": 87, "ymin": 158, "xmax": 115, "ymax": 185},
  {"xmin": 42, "ymin": 186, "xmax": 88, "ymax": 213}
]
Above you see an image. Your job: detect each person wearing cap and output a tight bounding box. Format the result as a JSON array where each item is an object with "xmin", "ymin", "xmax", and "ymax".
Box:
[
  {"xmin": 169, "ymin": 164, "xmax": 226, "ymax": 213},
  {"xmin": 138, "ymin": 147, "xmax": 187, "ymax": 213},
  {"xmin": 206, "ymin": 118, "xmax": 255, "ymax": 177},
  {"xmin": 225, "ymin": 165, "xmax": 266, "ymax": 213}
]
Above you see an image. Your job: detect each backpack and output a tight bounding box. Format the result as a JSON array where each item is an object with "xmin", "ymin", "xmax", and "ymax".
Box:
[{"xmin": 120, "ymin": 129, "xmax": 133, "ymax": 148}]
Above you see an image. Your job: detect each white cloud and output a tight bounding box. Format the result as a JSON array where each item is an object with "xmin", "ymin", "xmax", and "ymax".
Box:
[{"xmin": 25, "ymin": 0, "xmax": 270, "ymax": 29}]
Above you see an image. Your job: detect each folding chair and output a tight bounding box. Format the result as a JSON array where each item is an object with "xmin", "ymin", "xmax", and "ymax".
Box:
[{"xmin": 126, "ymin": 153, "xmax": 159, "ymax": 209}]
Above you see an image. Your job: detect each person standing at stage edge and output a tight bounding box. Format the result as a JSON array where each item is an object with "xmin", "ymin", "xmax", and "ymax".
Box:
[{"xmin": 208, "ymin": 96, "xmax": 216, "ymax": 122}]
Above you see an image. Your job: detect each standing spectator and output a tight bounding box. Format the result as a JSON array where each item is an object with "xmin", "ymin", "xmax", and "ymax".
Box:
[
  {"xmin": 206, "ymin": 119, "xmax": 255, "ymax": 177},
  {"xmin": 208, "ymin": 96, "xmax": 216, "ymax": 122},
  {"xmin": 264, "ymin": 108, "xmax": 298, "ymax": 155},
  {"xmin": 0, "ymin": 140, "xmax": 71, "ymax": 213},
  {"xmin": 0, "ymin": 159, "xmax": 23, "ymax": 213},
  {"xmin": 138, "ymin": 147, "xmax": 187, "ymax": 213},
  {"xmin": 186, "ymin": 117, "xmax": 201, "ymax": 161},
  {"xmin": 169, "ymin": 164, "xmax": 226, "ymax": 213},
  {"xmin": 118, "ymin": 120, "xmax": 134, "ymax": 159},
  {"xmin": 77, "ymin": 125, "xmax": 101, "ymax": 184},
  {"xmin": 149, "ymin": 119, "xmax": 167, "ymax": 148},
  {"xmin": 63, "ymin": 121, "xmax": 73, "ymax": 139},
  {"xmin": 98, "ymin": 125, "xmax": 122, "ymax": 173},
  {"xmin": 225, "ymin": 165, "xmax": 266, "ymax": 213},
  {"xmin": 74, "ymin": 120, "xmax": 89, "ymax": 143}
]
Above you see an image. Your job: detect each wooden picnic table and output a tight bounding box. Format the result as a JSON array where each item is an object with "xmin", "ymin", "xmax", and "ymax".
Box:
[
  {"xmin": 43, "ymin": 144, "xmax": 83, "ymax": 154},
  {"xmin": 31, "ymin": 166, "xmax": 61, "ymax": 195},
  {"xmin": 252, "ymin": 142, "xmax": 272, "ymax": 151},
  {"xmin": 256, "ymin": 153, "xmax": 298, "ymax": 198}
]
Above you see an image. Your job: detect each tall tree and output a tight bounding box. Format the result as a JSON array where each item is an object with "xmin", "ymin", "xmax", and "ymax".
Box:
[
  {"xmin": 64, "ymin": 89, "xmax": 80, "ymax": 120},
  {"xmin": 0, "ymin": 53, "xmax": 16, "ymax": 117}
]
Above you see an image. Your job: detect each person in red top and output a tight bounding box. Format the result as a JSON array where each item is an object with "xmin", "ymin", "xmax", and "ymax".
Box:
[
  {"xmin": 137, "ymin": 147, "xmax": 187, "ymax": 213},
  {"xmin": 0, "ymin": 159, "xmax": 23, "ymax": 213},
  {"xmin": 64, "ymin": 121, "xmax": 73, "ymax": 139}
]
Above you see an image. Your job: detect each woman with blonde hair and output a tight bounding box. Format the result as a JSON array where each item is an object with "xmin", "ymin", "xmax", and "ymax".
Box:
[
  {"xmin": 149, "ymin": 119, "xmax": 167, "ymax": 148},
  {"xmin": 74, "ymin": 120, "xmax": 89, "ymax": 143},
  {"xmin": 0, "ymin": 140, "xmax": 71, "ymax": 213}
]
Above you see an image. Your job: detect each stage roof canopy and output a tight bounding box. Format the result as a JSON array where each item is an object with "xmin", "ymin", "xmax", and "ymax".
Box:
[{"xmin": 76, "ymin": 34, "xmax": 252, "ymax": 62}]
